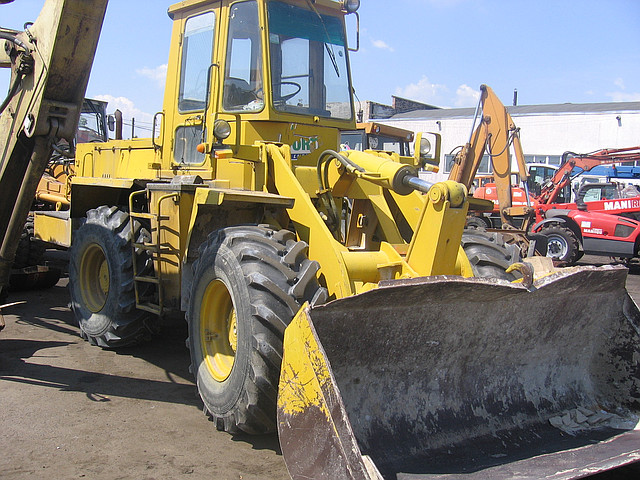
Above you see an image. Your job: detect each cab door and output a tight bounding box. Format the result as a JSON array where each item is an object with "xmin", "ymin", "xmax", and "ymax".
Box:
[{"xmin": 162, "ymin": 7, "xmax": 219, "ymax": 176}]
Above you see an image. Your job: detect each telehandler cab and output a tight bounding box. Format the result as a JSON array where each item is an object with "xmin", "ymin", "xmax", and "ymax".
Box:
[{"xmin": 2, "ymin": 1, "xmax": 640, "ymax": 479}]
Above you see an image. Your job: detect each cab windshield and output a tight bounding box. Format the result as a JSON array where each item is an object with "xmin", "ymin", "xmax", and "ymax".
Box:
[{"xmin": 267, "ymin": 1, "xmax": 352, "ymax": 120}]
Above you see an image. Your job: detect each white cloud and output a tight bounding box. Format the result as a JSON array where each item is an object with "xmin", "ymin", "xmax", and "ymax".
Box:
[
  {"xmin": 454, "ymin": 84, "xmax": 480, "ymax": 107},
  {"xmin": 605, "ymin": 77, "xmax": 640, "ymax": 101},
  {"xmin": 371, "ymin": 39, "xmax": 394, "ymax": 52},
  {"xmin": 395, "ymin": 76, "xmax": 448, "ymax": 104},
  {"xmin": 606, "ymin": 91, "xmax": 640, "ymax": 102},
  {"xmin": 136, "ymin": 64, "xmax": 168, "ymax": 89},
  {"xmin": 92, "ymin": 94, "xmax": 154, "ymax": 129}
]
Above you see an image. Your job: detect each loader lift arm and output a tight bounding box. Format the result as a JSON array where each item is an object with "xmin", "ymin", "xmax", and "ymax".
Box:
[{"xmin": 0, "ymin": 0, "xmax": 107, "ymax": 298}]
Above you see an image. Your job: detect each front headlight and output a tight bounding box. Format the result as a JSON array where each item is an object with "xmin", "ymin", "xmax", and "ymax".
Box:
[
  {"xmin": 420, "ymin": 137, "xmax": 432, "ymax": 157},
  {"xmin": 341, "ymin": 0, "xmax": 360, "ymax": 13},
  {"xmin": 213, "ymin": 119, "xmax": 231, "ymax": 141}
]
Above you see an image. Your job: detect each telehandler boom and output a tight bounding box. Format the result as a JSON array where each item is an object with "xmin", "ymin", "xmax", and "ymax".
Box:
[{"xmin": 3, "ymin": 1, "xmax": 640, "ymax": 479}]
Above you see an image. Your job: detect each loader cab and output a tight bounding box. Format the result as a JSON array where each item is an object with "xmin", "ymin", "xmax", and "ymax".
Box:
[
  {"xmin": 77, "ymin": 99, "xmax": 109, "ymax": 144},
  {"xmin": 162, "ymin": 0, "xmax": 357, "ymax": 182},
  {"xmin": 341, "ymin": 122, "xmax": 414, "ymax": 156}
]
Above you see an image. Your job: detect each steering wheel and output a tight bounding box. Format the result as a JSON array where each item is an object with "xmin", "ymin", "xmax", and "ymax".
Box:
[{"xmin": 273, "ymin": 81, "xmax": 302, "ymax": 103}]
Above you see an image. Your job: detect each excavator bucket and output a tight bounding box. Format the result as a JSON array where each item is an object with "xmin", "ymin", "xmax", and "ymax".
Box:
[{"xmin": 278, "ymin": 265, "xmax": 640, "ymax": 479}]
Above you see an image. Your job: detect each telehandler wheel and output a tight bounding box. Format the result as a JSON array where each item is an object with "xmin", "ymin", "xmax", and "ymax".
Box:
[
  {"xmin": 13, "ymin": 215, "xmax": 46, "ymax": 269},
  {"xmin": 461, "ymin": 230, "xmax": 521, "ymax": 280},
  {"xmin": 69, "ymin": 206, "xmax": 153, "ymax": 348},
  {"xmin": 187, "ymin": 225, "xmax": 326, "ymax": 435},
  {"xmin": 539, "ymin": 223, "xmax": 583, "ymax": 265}
]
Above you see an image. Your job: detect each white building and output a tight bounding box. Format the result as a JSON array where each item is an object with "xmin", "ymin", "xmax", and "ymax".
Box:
[{"xmin": 371, "ymin": 100, "xmax": 640, "ymax": 183}]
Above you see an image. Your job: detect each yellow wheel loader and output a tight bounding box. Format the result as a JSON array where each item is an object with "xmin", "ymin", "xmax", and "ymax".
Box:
[{"xmin": 2, "ymin": 1, "xmax": 640, "ymax": 478}]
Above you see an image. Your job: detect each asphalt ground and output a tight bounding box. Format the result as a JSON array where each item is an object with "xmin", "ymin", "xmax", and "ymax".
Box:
[{"xmin": 1, "ymin": 252, "xmax": 639, "ymax": 479}]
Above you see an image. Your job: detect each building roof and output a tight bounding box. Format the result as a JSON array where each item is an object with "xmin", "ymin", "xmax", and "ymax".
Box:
[{"xmin": 387, "ymin": 101, "xmax": 640, "ymax": 120}]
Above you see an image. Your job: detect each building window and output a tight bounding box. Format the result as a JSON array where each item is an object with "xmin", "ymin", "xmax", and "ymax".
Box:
[
  {"xmin": 444, "ymin": 154, "xmax": 493, "ymax": 175},
  {"xmin": 525, "ymin": 154, "xmax": 562, "ymax": 165}
]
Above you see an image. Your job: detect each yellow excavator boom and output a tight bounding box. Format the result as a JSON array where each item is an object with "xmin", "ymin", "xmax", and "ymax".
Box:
[
  {"xmin": 0, "ymin": 0, "xmax": 107, "ymax": 297},
  {"xmin": 448, "ymin": 84, "xmax": 532, "ymax": 224}
]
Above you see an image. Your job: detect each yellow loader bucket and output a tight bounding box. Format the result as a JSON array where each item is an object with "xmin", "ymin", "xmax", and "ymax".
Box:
[{"xmin": 277, "ymin": 265, "xmax": 640, "ymax": 479}]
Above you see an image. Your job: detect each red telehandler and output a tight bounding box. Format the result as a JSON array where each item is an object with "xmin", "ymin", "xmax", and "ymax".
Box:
[
  {"xmin": 472, "ymin": 146, "xmax": 640, "ymax": 263},
  {"xmin": 530, "ymin": 146, "xmax": 640, "ymax": 263}
]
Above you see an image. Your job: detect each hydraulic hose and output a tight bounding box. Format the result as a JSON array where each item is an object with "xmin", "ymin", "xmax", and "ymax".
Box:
[
  {"xmin": 0, "ymin": 30, "xmax": 31, "ymax": 115},
  {"xmin": 316, "ymin": 149, "xmax": 364, "ymax": 191},
  {"xmin": 0, "ymin": 30, "xmax": 28, "ymax": 52}
]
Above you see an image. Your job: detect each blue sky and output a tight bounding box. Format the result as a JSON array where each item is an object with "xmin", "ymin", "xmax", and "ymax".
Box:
[{"xmin": 2, "ymin": 0, "xmax": 639, "ymax": 132}]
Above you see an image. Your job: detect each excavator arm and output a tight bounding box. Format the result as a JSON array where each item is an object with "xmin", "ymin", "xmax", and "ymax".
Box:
[
  {"xmin": 0, "ymin": 0, "xmax": 107, "ymax": 298},
  {"xmin": 448, "ymin": 84, "xmax": 531, "ymax": 225}
]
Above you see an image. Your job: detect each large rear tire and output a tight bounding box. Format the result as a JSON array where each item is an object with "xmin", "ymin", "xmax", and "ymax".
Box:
[
  {"xmin": 186, "ymin": 225, "xmax": 326, "ymax": 434},
  {"xmin": 13, "ymin": 215, "xmax": 46, "ymax": 269},
  {"xmin": 69, "ymin": 206, "xmax": 152, "ymax": 348},
  {"xmin": 461, "ymin": 230, "xmax": 521, "ymax": 280}
]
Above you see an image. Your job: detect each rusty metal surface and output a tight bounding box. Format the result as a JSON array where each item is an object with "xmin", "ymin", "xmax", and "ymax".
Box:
[
  {"xmin": 399, "ymin": 430, "xmax": 640, "ymax": 479},
  {"xmin": 302, "ymin": 265, "xmax": 640, "ymax": 478}
]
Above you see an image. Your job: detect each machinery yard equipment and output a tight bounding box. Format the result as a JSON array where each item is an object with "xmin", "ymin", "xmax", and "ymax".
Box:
[
  {"xmin": 12, "ymin": 98, "xmax": 109, "ymax": 275},
  {"xmin": 2, "ymin": 1, "xmax": 640, "ymax": 478},
  {"xmin": 447, "ymin": 84, "xmax": 543, "ymax": 256},
  {"xmin": 472, "ymin": 146, "xmax": 640, "ymax": 263},
  {"xmin": 530, "ymin": 147, "xmax": 640, "ymax": 262}
]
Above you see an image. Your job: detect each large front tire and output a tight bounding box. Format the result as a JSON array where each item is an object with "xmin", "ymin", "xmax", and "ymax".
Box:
[
  {"xmin": 69, "ymin": 206, "xmax": 152, "ymax": 348},
  {"xmin": 462, "ymin": 230, "xmax": 521, "ymax": 280},
  {"xmin": 187, "ymin": 226, "xmax": 326, "ymax": 434}
]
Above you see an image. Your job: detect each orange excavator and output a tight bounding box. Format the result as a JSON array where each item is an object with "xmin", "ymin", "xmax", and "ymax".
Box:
[{"xmin": 447, "ymin": 84, "xmax": 542, "ymax": 255}]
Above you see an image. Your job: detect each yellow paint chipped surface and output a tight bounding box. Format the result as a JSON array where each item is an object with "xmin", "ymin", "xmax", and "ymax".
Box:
[{"xmin": 278, "ymin": 305, "xmax": 333, "ymax": 419}]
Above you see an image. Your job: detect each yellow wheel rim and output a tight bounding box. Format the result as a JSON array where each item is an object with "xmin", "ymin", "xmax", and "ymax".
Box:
[
  {"xmin": 200, "ymin": 279, "xmax": 237, "ymax": 382},
  {"xmin": 80, "ymin": 244, "xmax": 109, "ymax": 313}
]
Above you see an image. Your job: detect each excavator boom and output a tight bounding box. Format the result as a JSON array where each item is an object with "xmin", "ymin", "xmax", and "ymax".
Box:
[
  {"xmin": 448, "ymin": 84, "xmax": 530, "ymax": 224},
  {"xmin": 0, "ymin": 0, "xmax": 107, "ymax": 297}
]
